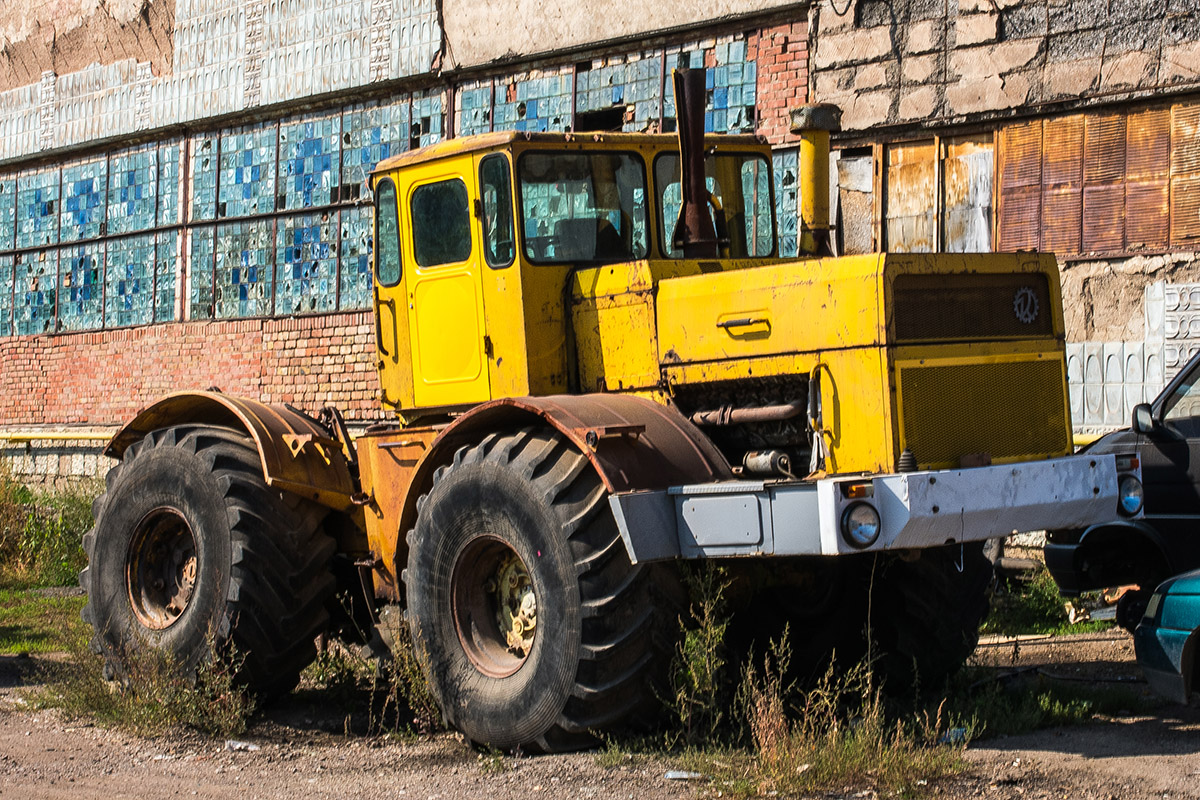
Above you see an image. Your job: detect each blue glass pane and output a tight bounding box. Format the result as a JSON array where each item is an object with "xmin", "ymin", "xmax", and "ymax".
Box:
[
  {"xmin": 574, "ymin": 54, "xmax": 662, "ymax": 132},
  {"xmin": 58, "ymin": 242, "xmax": 104, "ymax": 331},
  {"xmin": 338, "ymin": 205, "xmax": 373, "ymax": 311},
  {"xmin": 0, "ymin": 175, "xmax": 15, "ymax": 252},
  {"xmin": 341, "ymin": 99, "xmax": 410, "ymax": 203},
  {"xmin": 16, "ymin": 168, "xmax": 60, "ymax": 250},
  {"xmin": 458, "ymin": 84, "xmax": 493, "ymax": 136},
  {"xmin": 191, "ymin": 134, "xmax": 218, "ymax": 222},
  {"xmin": 279, "ymin": 113, "xmax": 341, "ymax": 211},
  {"xmin": 156, "ymin": 231, "xmax": 177, "ymax": 323},
  {"xmin": 493, "ymin": 70, "xmax": 571, "ymax": 133},
  {"xmin": 0, "ymin": 254, "xmax": 12, "ymax": 336},
  {"xmin": 60, "ymin": 159, "xmax": 108, "ymax": 243},
  {"xmin": 105, "ymin": 233, "xmax": 155, "ymax": 327},
  {"xmin": 158, "ymin": 142, "xmax": 182, "ymax": 226},
  {"xmin": 275, "ymin": 212, "xmax": 337, "ymax": 314},
  {"xmin": 189, "ymin": 227, "xmax": 215, "ymax": 319},
  {"xmin": 15, "ymin": 250, "xmax": 56, "ymax": 335},
  {"xmin": 218, "ymin": 124, "xmax": 277, "ymax": 218},
  {"xmin": 662, "ymin": 35, "xmax": 755, "ymax": 132},
  {"xmin": 107, "ymin": 146, "xmax": 158, "ymax": 235},
  {"xmin": 411, "ymin": 90, "xmax": 444, "ymax": 149},
  {"xmin": 214, "ymin": 220, "xmax": 272, "ymax": 318},
  {"xmin": 773, "ymin": 148, "xmax": 799, "ymax": 258}
]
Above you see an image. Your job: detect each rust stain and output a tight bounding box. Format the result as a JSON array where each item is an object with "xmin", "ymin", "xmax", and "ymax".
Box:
[{"xmin": 885, "ymin": 141, "xmax": 935, "ymax": 253}]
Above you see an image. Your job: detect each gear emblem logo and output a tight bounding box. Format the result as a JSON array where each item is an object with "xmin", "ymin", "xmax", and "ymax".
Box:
[{"xmin": 1013, "ymin": 286, "xmax": 1039, "ymax": 324}]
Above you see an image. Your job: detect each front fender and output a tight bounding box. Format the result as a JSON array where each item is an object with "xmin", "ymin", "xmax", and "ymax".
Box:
[
  {"xmin": 1045, "ymin": 518, "xmax": 1173, "ymax": 593},
  {"xmin": 106, "ymin": 391, "xmax": 357, "ymax": 512}
]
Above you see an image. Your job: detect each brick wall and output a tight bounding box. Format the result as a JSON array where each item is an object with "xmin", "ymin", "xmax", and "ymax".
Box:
[
  {"xmin": 755, "ymin": 20, "xmax": 810, "ymax": 143},
  {"xmin": 0, "ymin": 312, "xmax": 387, "ymax": 429}
]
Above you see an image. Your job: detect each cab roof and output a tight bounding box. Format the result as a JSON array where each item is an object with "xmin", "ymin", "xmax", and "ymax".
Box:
[{"xmin": 370, "ymin": 130, "xmax": 768, "ymax": 176}]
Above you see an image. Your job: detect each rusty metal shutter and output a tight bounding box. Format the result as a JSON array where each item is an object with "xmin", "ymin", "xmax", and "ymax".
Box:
[
  {"xmin": 885, "ymin": 141, "xmax": 937, "ymax": 253},
  {"xmin": 1082, "ymin": 114, "xmax": 1126, "ymax": 253},
  {"xmin": 941, "ymin": 135, "xmax": 993, "ymax": 253},
  {"xmin": 998, "ymin": 122, "xmax": 1042, "ymax": 250},
  {"xmin": 1126, "ymin": 108, "xmax": 1170, "ymax": 250},
  {"xmin": 1171, "ymin": 102, "xmax": 1200, "ymax": 246},
  {"xmin": 1041, "ymin": 115, "xmax": 1083, "ymax": 255}
]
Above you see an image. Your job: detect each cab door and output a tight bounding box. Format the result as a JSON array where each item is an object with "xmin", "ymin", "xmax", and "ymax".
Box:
[{"xmin": 402, "ymin": 166, "xmax": 491, "ymax": 408}]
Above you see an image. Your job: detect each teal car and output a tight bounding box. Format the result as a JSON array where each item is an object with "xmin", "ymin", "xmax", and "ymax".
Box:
[{"xmin": 1134, "ymin": 568, "xmax": 1200, "ymax": 703}]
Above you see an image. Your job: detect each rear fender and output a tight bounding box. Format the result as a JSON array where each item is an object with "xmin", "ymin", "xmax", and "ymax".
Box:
[
  {"xmin": 391, "ymin": 394, "xmax": 732, "ymax": 585},
  {"xmin": 1076, "ymin": 519, "xmax": 1174, "ymax": 586},
  {"xmin": 106, "ymin": 391, "xmax": 357, "ymax": 512}
]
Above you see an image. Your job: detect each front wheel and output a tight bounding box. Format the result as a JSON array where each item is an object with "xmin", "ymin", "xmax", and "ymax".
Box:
[
  {"xmin": 80, "ymin": 425, "xmax": 335, "ymax": 696},
  {"xmin": 403, "ymin": 428, "xmax": 678, "ymax": 752}
]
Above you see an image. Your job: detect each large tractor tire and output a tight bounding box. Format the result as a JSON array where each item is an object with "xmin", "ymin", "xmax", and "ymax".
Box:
[
  {"xmin": 80, "ymin": 425, "xmax": 335, "ymax": 697},
  {"xmin": 403, "ymin": 428, "xmax": 678, "ymax": 753},
  {"xmin": 868, "ymin": 542, "xmax": 993, "ymax": 690}
]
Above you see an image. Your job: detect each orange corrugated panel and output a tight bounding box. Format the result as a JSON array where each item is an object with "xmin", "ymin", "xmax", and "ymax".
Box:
[
  {"xmin": 1083, "ymin": 184, "xmax": 1126, "ymax": 253},
  {"xmin": 1084, "ymin": 114, "xmax": 1127, "ymax": 184},
  {"xmin": 1171, "ymin": 175, "xmax": 1200, "ymax": 246},
  {"xmin": 1042, "ymin": 186, "xmax": 1082, "ymax": 255},
  {"xmin": 998, "ymin": 122, "xmax": 1043, "ymax": 250},
  {"xmin": 999, "ymin": 185, "xmax": 1041, "ymax": 250},
  {"xmin": 1043, "ymin": 115, "xmax": 1083, "ymax": 186},
  {"xmin": 1000, "ymin": 122, "xmax": 1042, "ymax": 188},
  {"xmin": 1126, "ymin": 181, "xmax": 1169, "ymax": 250},
  {"xmin": 1171, "ymin": 103, "xmax": 1200, "ymax": 246},
  {"xmin": 1127, "ymin": 108, "xmax": 1170, "ymax": 179}
]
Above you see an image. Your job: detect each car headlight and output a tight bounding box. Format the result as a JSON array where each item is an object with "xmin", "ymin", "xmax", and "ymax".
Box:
[
  {"xmin": 1118, "ymin": 475, "xmax": 1144, "ymax": 516},
  {"xmin": 841, "ymin": 502, "xmax": 881, "ymax": 549}
]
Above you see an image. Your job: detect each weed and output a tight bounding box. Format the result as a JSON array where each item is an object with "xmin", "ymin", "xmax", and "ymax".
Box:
[
  {"xmin": 984, "ymin": 563, "xmax": 1111, "ymax": 636},
  {"xmin": 0, "ymin": 473, "xmax": 98, "ymax": 589},
  {"xmin": 947, "ymin": 668, "xmax": 1150, "ymax": 737},
  {"xmin": 303, "ymin": 642, "xmax": 362, "ymax": 707},
  {"xmin": 667, "ymin": 564, "xmax": 730, "ymax": 746},
  {"xmin": 477, "ymin": 747, "xmax": 510, "ymax": 774},
  {"xmin": 37, "ymin": 632, "xmax": 255, "ymax": 737},
  {"xmin": 367, "ymin": 609, "xmax": 442, "ymax": 736}
]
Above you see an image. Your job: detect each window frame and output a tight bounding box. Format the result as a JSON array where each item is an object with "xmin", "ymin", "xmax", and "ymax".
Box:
[
  {"xmin": 479, "ymin": 153, "xmax": 516, "ymax": 270},
  {"xmin": 409, "ymin": 176, "xmax": 473, "ymax": 269},
  {"xmin": 373, "ymin": 177, "xmax": 403, "ymax": 287},
  {"xmin": 514, "ymin": 148, "xmax": 651, "ymax": 265}
]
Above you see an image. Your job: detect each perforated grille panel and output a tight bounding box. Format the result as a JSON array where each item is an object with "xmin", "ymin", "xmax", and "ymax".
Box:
[
  {"xmin": 897, "ymin": 358, "xmax": 1070, "ymax": 469},
  {"xmin": 893, "ymin": 272, "xmax": 1053, "ymax": 342}
]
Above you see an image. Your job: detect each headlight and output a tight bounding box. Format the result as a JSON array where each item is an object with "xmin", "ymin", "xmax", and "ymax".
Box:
[
  {"xmin": 1118, "ymin": 475, "xmax": 1143, "ymax": 516},
  {"xmin": 841, "ymin": 502, "xmax": 881, "ymax": 549}
]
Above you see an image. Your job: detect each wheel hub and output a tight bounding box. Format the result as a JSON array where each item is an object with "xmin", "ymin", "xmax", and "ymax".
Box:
[
  {"xmin": 452, "ymin": 537, "xmax": 538, "ymax": 677},
  {"xmin": 125, "ymin": 508, "xmax": 198, "ymax": 630}
]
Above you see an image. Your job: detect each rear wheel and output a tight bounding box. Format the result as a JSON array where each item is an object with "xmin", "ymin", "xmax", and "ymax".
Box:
[
  {"xmin": 403, "ymin": 428, "xmax": 678, "ymax": 752},
  {"xmin": 80, "ymin": 425, "xmax": 335, "ymax": 697}
]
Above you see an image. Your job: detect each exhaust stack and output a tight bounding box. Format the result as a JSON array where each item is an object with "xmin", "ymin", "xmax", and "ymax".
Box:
[
  {"xmin": 671, "ymin": 68, "xmax": 720, "ymax": 258},
  {"xmin": 789, "ymin": 103, "xmax": 842, "ymax": 257}
]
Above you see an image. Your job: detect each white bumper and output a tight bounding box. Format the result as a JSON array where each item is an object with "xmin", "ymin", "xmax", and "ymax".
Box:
[{"xmin": 609, "ymin": 454, "xmax": 1126, "ymax": 563}]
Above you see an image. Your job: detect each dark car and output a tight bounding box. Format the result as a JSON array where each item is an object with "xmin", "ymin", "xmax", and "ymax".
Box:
[
  {"xmin": 1134, "ymin": 568, "xmax": 1200, "ymax": 703},
  {"xmin": 1045, "ymin": 351, "xmax": 1200, "ymax": 631}
]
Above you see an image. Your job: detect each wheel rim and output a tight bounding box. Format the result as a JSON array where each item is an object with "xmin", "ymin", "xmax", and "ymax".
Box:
[
  {"xmin": 451, "ymin": 536, "xmax": 537, "ymax": 678},
  {"xmin": 125, "ymin": 507, "xmax": 198, "ymax": 630}
]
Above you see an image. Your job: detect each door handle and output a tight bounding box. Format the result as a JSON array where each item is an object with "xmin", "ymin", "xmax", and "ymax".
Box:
[
  {"xmin": 376, "ymin": 296, "xmax": 397, "ymax": 359},
  {"xmin": 717, "ymin": 316, "xmax": 769, "ymax": 329}
]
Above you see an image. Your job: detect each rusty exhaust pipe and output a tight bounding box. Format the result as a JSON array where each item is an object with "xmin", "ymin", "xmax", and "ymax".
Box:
[{"xmin": 671, "ymin": 68, "xmax": 720, "ymax": 258}]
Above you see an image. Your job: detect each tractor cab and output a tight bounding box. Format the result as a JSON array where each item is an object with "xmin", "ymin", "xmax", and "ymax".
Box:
[{"xmin": 368, "ymin": 131, "xmax": 776, "ymax": 418}]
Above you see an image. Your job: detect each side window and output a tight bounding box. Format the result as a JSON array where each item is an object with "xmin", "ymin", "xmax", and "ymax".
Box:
[
  {"xmin": 480, "ymin": 155, "xmax": 515, "ymax": 268},
  {"xmin": 411, "ymin": 179, "xmax": 471, "ymax": 267},
  {"xmin": 1163, "ymin": 365, "xmax": 1200, "ymax": 434},
  {"xmin": 374, "ymin": 178, "xmax": 401, "ymax": 287}
]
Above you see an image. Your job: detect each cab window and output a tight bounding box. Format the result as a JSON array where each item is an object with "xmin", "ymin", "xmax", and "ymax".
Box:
[
  {"xmin": 517, "ymin": 151, "xmax": 648, "ymax": 263},
  {"xmin": 374, "ymin": 178, "xmax": 402, "ymax": 286},
  {"xmin": 411, "ymin": 179, "xmax": 472, "ymax": 267},
  {"xmin": 655, "ymin": 153, "xmax": 775, "ymax": 258},
  {"xmin": 480, "ymin": 155, "xmax": 515, "ymax": 268}
]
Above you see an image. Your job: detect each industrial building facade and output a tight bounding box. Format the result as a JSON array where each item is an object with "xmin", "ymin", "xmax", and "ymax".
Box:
[{"xmin": 0, "ymin": 0, "xmax": 1197, "ymax": 482}]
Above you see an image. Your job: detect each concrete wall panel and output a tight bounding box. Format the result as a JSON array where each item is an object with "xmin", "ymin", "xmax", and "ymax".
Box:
[{"xmin": 441, "ymin": 0, "xmax": 804, "ymax": 69}]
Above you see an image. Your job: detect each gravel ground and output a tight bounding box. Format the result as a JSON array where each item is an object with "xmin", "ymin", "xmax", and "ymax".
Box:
[{"xmin": 2, "ymin": 630, "xmax": 1198, "ymax": 800}]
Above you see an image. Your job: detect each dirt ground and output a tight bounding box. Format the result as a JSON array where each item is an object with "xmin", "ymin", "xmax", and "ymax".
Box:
[{"xmin": 1, "ymin": 631, "xmax": 1198, "ymax": 800}]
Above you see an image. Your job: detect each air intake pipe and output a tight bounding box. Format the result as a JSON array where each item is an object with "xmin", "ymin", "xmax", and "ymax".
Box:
[{"xmin": 788, "ymin": 104, "xmax": 842, "ymax": 257}]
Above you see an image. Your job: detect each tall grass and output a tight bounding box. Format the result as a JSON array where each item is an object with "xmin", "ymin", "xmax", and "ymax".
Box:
[{"xmin": 0, "ymin": 472, "xmax": 98, "ymax": 588}]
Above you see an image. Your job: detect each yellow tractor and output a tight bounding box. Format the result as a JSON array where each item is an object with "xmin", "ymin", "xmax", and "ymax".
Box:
[{"xmin": 81, "ymin": 73, "xmax": 1142, "ymax": 752}]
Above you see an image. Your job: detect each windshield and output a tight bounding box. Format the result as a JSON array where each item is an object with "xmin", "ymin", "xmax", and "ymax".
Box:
[
  {"xmin": 517, "ymin": 151, "xmax": 649, "ymax": 263},
  {"xmin": 655, "ymin": 152, "xmax": 774, "ymax": 258}
]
